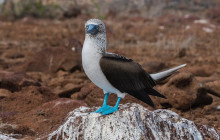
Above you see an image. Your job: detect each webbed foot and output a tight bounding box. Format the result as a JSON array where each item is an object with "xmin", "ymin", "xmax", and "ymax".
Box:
[
  {"xmin": 101, "ymin": 107, "xmax": 118, "ymax": 115},
  {"xmin": 94, "ymin": 105, "xmax": 111, "ymax": 113}
]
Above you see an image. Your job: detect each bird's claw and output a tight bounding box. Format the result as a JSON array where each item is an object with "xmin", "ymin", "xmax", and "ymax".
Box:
[
  {"xmin": 93, "ymin": 105, "xmax": 111, "ymax": 113},
  {"xmin": 101, "ymin": 107, "xmax": 118, "ymax": 115}
]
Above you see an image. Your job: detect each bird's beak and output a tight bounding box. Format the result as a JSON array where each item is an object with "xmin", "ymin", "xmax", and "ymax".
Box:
[{"xmin": 86, "ymin": 24, "xmax": 99, "ymax": 35}]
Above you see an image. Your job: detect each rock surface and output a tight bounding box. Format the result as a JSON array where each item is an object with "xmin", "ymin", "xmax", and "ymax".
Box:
[
  {"xmin": 48, "ymin": 103, "xmax": 220, "ymax": 140},
  {"xmin": 0, "ymin": 133, "xmax": 17, "ymax": 140},
  {"xmin": 204, "ymin": 80, "xmax": 220, "ymax": 97},
  {"xmin": 0, "ymin": 71, "xmax": 41, "ymax": 92},
  {"xmin": 20, "ymin": 46, "xmax": 82, "ymax": 73},
  {"xmin": 157, "ymin": 72, "xmax": 213, "ymax": 110},
  {"xmin": 0, "ymin": 88, "xmax": 12, "ymax": 99}
]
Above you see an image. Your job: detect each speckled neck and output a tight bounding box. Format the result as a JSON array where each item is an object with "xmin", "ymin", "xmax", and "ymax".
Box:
[
  {"xmin": 85, "ymin": 36, "xmax": 106, "ymax": 55},
  {"xmin": 84, "ymin": 33, "xmax": 107, "ymax": 55}
]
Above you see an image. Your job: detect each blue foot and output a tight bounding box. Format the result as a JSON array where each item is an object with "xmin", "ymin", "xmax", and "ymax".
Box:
[
  {"xmin": 101, "ymin": 107, "xmax": 118, "ymax": 115},
  {"xmin": 94, "ymin": 105, "xmax": 111, "ymax": 113}
]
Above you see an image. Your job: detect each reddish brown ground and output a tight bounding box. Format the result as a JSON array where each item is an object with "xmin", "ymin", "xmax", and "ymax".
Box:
[{"xmin": 0, "ymin": 14, "xmax": 220, "ymax": 139}]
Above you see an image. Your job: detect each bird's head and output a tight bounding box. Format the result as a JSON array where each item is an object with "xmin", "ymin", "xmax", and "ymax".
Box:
[
  {"xmin": 84, "ymin": 19, "xmax": 107, "ymax": 54},
  {"xmin": 85, "ymin": 19, "xmax": 106, "ymax": 37}
]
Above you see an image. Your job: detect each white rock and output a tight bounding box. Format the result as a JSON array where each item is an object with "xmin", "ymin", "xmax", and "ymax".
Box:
[
  {"xmin": 210, "ymin": 24, "xmax": 216, "ymax": 28},
  {"xmin": 71, "ymin": 47, "xmax": 76, "ymax": 51},
  {"xmin": 194, "ymin": 19, "xmax": 209, "ymax": 24},
  {"xmin": 0, "ymin": 133, "xmax": 17, "ymax": 140},
  {"xmin": 48, "ymin": 103, "xmax": 220, "ymax": 140},
  {"xmin": 185, "ymin": 25, "xmax": 191, "ymax": 30},
  {"xmin": 159, "ymin": 26, "xmax": 165, "ymax": 30},
  {"xmin": 203, "ymin": 27, "xmax": 213, "ymax": 33}
]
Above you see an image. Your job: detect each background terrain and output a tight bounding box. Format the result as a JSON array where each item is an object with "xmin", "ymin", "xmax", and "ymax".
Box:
[{"xmin": 0, "ymin": 0, "xmax": 220, "ymax": 139}]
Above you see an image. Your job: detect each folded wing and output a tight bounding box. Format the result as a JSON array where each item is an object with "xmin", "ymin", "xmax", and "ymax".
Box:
[{"xmin": 100, "ymin": 53, "xmax": 165, "ymax": 108}]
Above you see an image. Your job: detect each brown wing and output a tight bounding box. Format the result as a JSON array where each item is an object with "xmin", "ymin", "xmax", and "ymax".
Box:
[{"xmin": 100, "ymin": 53, "xmax": 165, "ymax": 108}]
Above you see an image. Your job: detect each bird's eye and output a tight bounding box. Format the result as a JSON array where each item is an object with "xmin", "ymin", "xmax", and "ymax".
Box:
[
  {"xmin": 86, "ymin": 26, "xmax": 89, "ymax": 30},
  {"xmin": 96, "ymin": 26, "xmax": 100, "ymax": 31}
]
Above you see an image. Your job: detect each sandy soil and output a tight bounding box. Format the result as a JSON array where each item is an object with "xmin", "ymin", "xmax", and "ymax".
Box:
[{"xmin": 0, "ymin": 13, "xmax": 220, "ymax": 139}]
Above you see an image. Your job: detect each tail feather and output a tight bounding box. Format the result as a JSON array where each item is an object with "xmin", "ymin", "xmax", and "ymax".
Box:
[
  {"xmin": 150, "ymin": 64, "xmax": 186, "ymax": 82},
  {"xmin": 143, "ymin": 94, "xmax": 155, "ymax": 108},
  {"xmin": 131, "ymin": 90, "xmax": 155, "ymax": 108},
  {"xmin": 145, "ymin": 88, "xmax": 166, "ymax": 99}
]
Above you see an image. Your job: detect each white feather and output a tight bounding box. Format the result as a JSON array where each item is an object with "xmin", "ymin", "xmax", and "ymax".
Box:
[
  {"xmin": 82, "ymin": 20, "xmax": 126, "ymax": 98},
  {"xmin": 150, "ymin": 64, "xmax": 186, "ymax": 81}
]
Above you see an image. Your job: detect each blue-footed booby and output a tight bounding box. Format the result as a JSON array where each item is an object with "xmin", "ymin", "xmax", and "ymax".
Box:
[{"xmin": 82, "ymin": 19, "xmax": 186, "ymax": 115}]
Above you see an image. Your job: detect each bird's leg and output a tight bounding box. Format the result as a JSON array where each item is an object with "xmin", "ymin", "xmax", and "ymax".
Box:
[
  {"xmin": 101, "ymin": 97, "xmax": 121, "ymax": 115},
  {"xmin": 94, "ymin": 93, "xmax": 111, "ymax": 113}
]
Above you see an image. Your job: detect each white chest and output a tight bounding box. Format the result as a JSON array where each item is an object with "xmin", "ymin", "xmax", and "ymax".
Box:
[
  {"xmin": 82, "ymin": 47, "xmax": 102, "ymax": 85},
  {"xmin": 82, "ymin": 40, "xmax": 118, "ymax": 93}
]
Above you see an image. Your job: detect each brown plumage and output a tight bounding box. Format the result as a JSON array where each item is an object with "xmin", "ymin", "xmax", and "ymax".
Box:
[{"xmin": 100, "ymin": 53, "xmax": 166, "ymax": 108}]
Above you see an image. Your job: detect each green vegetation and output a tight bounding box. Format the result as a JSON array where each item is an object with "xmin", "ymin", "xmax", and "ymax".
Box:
[{"xmin": 1, "ymin": 0, "xmax": 61, "ymax": 19}]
